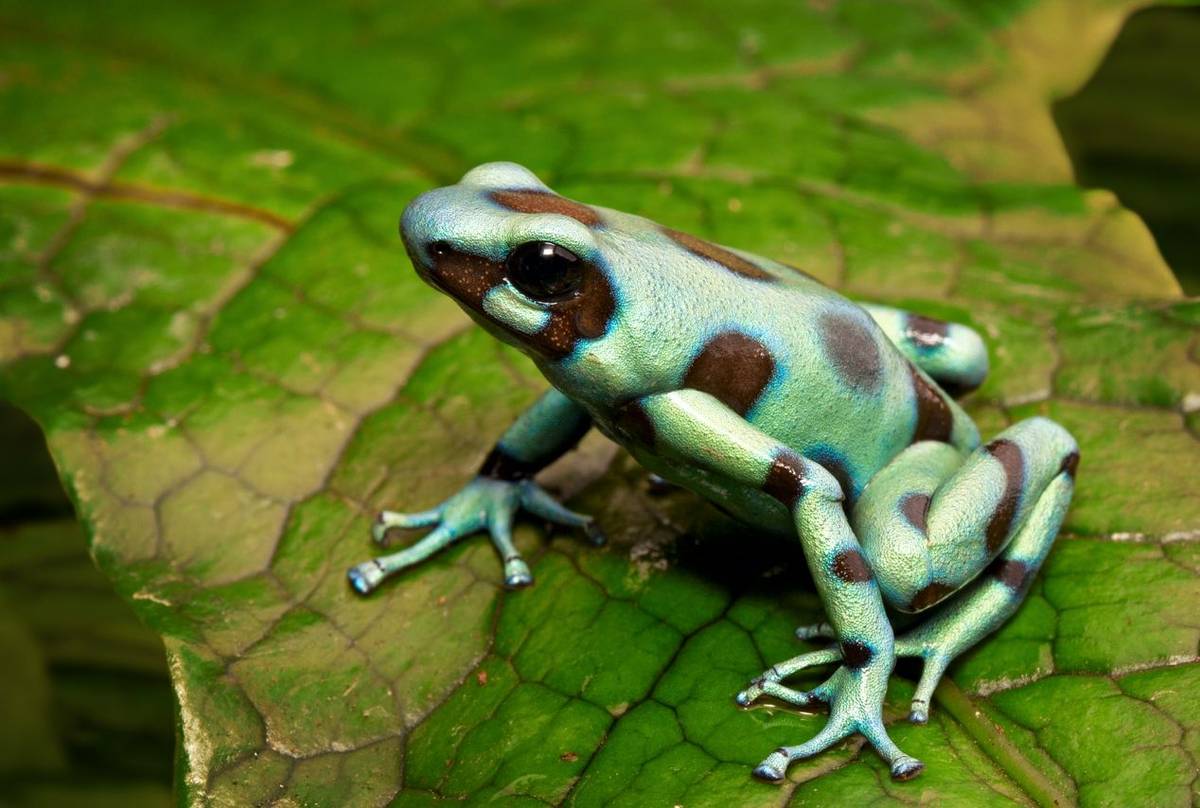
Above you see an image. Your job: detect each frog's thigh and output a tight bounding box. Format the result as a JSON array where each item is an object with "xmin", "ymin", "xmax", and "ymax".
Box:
[{"xmin": 854, "ymin": 417, "xmax": 1078, "ymax": 613}]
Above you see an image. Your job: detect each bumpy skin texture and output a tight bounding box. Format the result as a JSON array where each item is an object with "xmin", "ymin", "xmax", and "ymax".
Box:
[{"xmin": 348, "ymin": 162, "xmax": 1079, "ymax": 783}]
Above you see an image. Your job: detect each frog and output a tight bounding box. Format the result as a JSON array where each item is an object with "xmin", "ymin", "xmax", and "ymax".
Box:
[{"xmin": 348, "ymin": 162, "xmax": 1080, "ymax": 783}]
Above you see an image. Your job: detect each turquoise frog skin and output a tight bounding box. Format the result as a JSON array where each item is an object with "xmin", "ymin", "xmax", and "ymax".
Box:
[{"xmin": 349, "ymin": 162, "xmax": 1079, "ymax": 782}]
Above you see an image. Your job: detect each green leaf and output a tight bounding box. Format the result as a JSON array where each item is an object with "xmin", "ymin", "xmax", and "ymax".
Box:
[{"xmin": 1, "ymin": 1, "xmax": 1197, "ymax": 805}]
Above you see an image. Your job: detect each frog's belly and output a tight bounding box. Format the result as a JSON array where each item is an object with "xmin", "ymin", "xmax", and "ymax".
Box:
[{"xmin": 623, "ymin": 442, "xmax": 796, "ymax": 536}]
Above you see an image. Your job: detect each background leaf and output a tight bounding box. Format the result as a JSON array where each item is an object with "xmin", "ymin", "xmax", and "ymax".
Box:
[{"xmin": 1, "ymin": 1, "xmax": 1198, "ymax": 805}]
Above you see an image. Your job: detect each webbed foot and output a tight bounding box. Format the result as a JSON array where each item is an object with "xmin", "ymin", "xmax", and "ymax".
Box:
[
  {"xmin": 741, "ymin": 662, "xmax": 921, "ymax": 782},
  {"xmin": 349, "ymin": 478, "xmax": 601, "ymax": 595}
]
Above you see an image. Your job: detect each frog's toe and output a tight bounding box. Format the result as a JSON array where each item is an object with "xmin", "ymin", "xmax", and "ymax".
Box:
[
  {"xmin": 794, "ymin": 621, "xmax": 835, "ymax": 641},
  {"xmin": 503, "ymin": 557, "xmax": 534, "ymax": 589},
  {"xmin": 583, "ymin": 521, "xmax": 607, "ymax": 546},
  {"xmin": 372, "ymin": 508, "xmax": 440, "ymax": 545},
  {"xmin": 348, "ymin": 560, "xmax": 386, "ymax": 595},
  {"xmin": 891, "ymin": 755, "xmax": 924, "ymax": 781},
  {"xmin": 908, "ymin": 700, "xmax": 930, "ymax": 724},
  {"xmin": 752, "ymin": 750, "xmax": 789, "ymax": 783}
]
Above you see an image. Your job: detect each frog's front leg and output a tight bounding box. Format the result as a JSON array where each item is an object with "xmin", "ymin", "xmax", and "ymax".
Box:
[
  {"xmin": 637, "ymin": 390, "xmax": 922, "ymax": 782},
  {"xmin": 349, "ymin": 389, "xmax": 603, "ymax": 594},
  {"xmin": 859, "ymin": 302, "xmax": 988, "ymax": 395}
]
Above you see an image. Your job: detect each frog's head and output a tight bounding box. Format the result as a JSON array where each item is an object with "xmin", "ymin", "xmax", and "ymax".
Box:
[{"xmin": 400, "ymin": 162, "xmax": 617, "ymax": 362}]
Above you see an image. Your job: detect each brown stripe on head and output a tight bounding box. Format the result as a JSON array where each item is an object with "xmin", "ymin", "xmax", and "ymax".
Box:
[
  {"xmin": 984, "ymin": 438, "xmax": 1025, "ymax": 554},
  {"xmin": 662, "ymin": 227, "xmax": 777, "ymax": 282},
  {"xmin": 683, "ymin": 331, "xmax": 776, "ymax": 416},
  {"xmin": 909, "ymin": 364, "xmax": 953, "ymax": 443},
  {"xmin": 490, "ymin": 189, "xmax": 602, "ymax": 227}
]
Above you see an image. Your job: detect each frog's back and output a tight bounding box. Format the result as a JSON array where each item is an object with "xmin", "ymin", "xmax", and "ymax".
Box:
[{"xmin": 550, "ymin": 206, "xmax": 978, "ymax": 504}]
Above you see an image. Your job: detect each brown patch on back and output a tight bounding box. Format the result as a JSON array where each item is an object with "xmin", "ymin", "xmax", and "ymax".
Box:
[
  {"xmin": 683, "ymin": 332, "xmax": 775, "ymax": 415},
  {"xmin": 490, "ymin": 189, "xmax": 601, "ymax": 227},
  {"xmin": 831, "ymin": 549, "xmax": 872, "ymax": 583},
  {"xmin": 909, "ymin": 582, "xmax": 955, "ymax": 612},
  {"xmin": 989, "ymin": 558, "xmax": 1030, "ymax": 591},
  {"xmin": 820, "ymin": 311, "xmax": 883, "ymax": 392},
  {"xmin": 909, "ymin": 364, "xmax": 954, "ymax": 443},
  {"xmin": 662, "ymin": 227, "xmax": 776, "ymax": 282},
  {"xmin": 763, "ymin": 450, "xmax": 806, "ymax": 510},
  {"xmin": 899, "ymin": 493, "xmax": 931, "ymax": 533},
  {"xmin": 984, "ymin": 439, "xmax": 1025, "ymax": 554},
  {"xmin": 905, "ymin": 314, "xmax": 949, "ymax": 349}
]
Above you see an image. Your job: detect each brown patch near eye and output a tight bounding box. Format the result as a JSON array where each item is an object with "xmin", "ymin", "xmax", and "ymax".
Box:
[
  {"xmin": 909, "ymin": 582, "xmax": 954, "ymax": 611},
  {"xmin": 683, "ymin": 332, "xmax": 775, "ymax": 416},
  {"xmin": 820, "ymin": 311, "xmax": 883, "ymax": 392},
  {"xmin": 831, "ymin": 549, "xmax": 872, "ymax": 583},
  {"xmin": 899, "ymin": 493, "xmax": 931, "ymax": 533},
  {"xmin": 662, "ymin": 227, "xmax": 776, "ymax": 282},
  {"xmin": 423, "ymin": 243, "xmax": 615, "ymax": 360},
  {"xmin": 905, "ymin": 314, "xmax": 949, "ymax": 349},
  {"xmin": 909, "ymin": 364, "xmax": 953, "ymax": 443},
  {"xmin": 490, "ymin": 189, "xmax": 601, "ymax": 227},
  {"xmin": 984, "ymin": 439, "xmax": 1025, "ymax": 554},
  {"xmin": 763, "ymin": 450, "xmax": 806, "ymax": 510},
  {"xmin": 989, "ymin": 558, "xmax": 1029, "ymax": 591},
  {"xmin": 1060, "ymin": 450, "xmax": 1080, "ymax": 479}
]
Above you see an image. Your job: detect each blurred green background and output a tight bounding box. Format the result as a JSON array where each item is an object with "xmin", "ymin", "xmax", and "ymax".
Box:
[{"xmin": 0, "ymin": 4, "xmax": 1195, "ymax": 805}]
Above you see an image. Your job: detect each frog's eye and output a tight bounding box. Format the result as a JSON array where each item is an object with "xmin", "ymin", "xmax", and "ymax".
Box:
[{"xmin": 506, "ymin": 241, "xmax": 583, "ymax": 302}]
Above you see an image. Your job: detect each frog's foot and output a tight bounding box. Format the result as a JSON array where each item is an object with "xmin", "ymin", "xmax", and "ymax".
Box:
[
  {"xmin": 735, "ymin": 646, "xmax": 841, "ymax": 707},
  {"xmin": 748, "ymin": 666, "xmax": 922, "ymax": 783},
  {"xmin": 349, "ymin": 478, "xmax": 602, "ymax": 595},
  {"xmin": 892, "ymin": 638, "xmax": 953, "ymax": 725},
  {"xmin": 794, "ymin": 621, "xmax": 835, "ymax": 641}
]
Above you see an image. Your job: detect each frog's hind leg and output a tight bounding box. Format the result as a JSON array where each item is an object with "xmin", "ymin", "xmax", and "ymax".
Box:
[
  {"xmin": 859, "ymin": 303, "xmax": 988, "ymax": 396},
  {"xmin": 896, "ymin": 461, "xmax": 1074, "ymax": 722},
  {"xmin": 855, "ymin": 416, "xmax": 1078, "ymax": 722}
]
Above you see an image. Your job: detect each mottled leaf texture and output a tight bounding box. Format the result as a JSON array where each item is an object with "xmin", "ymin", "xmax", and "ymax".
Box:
[{"xmin": 1, "ymin": 1, "xmax": 1198, "ymax": 806}]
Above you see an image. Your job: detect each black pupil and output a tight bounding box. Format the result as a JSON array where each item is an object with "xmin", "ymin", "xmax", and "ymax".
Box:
[{"xmin": 506, "ymin": 241, "xmax": 582, "ymax": 301}]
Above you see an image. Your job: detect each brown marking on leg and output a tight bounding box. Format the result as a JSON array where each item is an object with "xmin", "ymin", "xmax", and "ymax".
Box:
[
  {"xmin": 841, "ymin": 640, "xmax": 873, "ymax": 669},
  {"xmin": 909, "ymin": 581, "xmax": 955, "ymax": 611},
  {"xmin": 490, "ymin": 189, "xmax": 601, "ymax": 227},
  {"xmin": 988, "ymin": 558, "xmax": 1030, "ymax": 591},
  {"xmin": 984, "ymin": 439, "xmax": 1025, "ymax": 554},
  {"xmin": 905, "ymin": 314, "xmax": 949, "ymax": 349},
  {"xmin": 899, "ymin": 492, "xmax": 931, "ymax": 533},
  {"xmin": 615, "ymin": 401, "xmax": 656, "ymax": 447},
  {"xmin": 478, "ymin": 448, "xmax": 540, "ymax": 481},
  {"xmin": 831, "ymin": 548, "xmax": 872, "ymax": 583},
  {"xmin": 763, "ymin": 449, "xmax": 806, "ymax": 510},
  {"xmin": 910, "ymin": 364, "xmax": 953, "ymax": 443},
  {"xmin": 1060, "ymin": 450, "xmax": 1080, "ymax": 479},
  {"xmin": 683, "ymin": 331, "xmax": 775, "ymax": 415},
  {"xmin": 662, "ymin": 227, "xmax": 776, "ymax": 282},
  {"xmin": 820, "ymin": 311, "xmax": 883, "ymax": 392}
]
